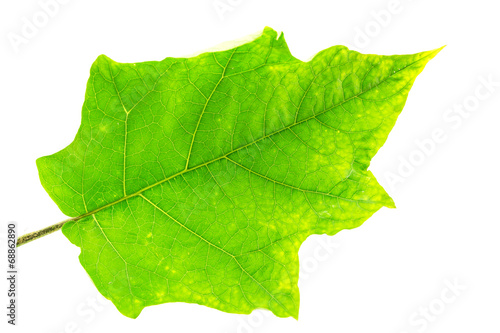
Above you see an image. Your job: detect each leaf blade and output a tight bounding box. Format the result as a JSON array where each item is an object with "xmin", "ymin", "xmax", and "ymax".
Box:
[{"xmin": 37, "ymin": 27, "xmax": 441, "ymax": 318}]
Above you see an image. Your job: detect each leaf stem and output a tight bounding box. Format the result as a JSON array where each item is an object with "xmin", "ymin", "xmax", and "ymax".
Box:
[{"xmin": 17, "ymin": 217, "xmax": 76, "ymax": 247}]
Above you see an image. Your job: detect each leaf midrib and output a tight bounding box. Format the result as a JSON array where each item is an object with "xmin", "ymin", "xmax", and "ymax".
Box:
[{"xmin": 70, "ymin": 52, "xmax": 433, "ymax": 224}]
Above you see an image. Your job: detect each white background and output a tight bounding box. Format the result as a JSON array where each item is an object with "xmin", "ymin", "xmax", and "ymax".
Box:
[{"xmin": 1, "ymin": 0, "xmax": 499, "ymax": 332}]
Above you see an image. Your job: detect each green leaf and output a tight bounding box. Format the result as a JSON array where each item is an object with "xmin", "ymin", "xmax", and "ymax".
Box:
[{"xmin": 37, "ymin": 27, "xmax": 441, "ymax": 319}]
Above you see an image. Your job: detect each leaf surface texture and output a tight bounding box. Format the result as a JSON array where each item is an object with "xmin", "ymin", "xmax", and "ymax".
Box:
[{"xmin": 37, "ymin": 27, "xmax": 440, "ymax": 318}]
